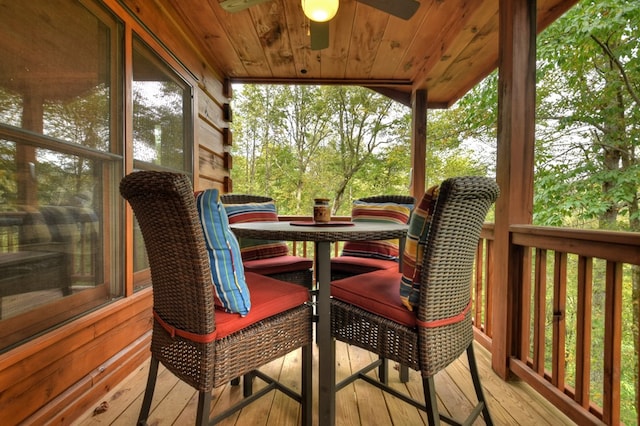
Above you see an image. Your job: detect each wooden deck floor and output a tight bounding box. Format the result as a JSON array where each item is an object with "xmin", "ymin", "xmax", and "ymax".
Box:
[{"xmin": 74, "ymin": 341, "xmax": 575, "ymax": 426}]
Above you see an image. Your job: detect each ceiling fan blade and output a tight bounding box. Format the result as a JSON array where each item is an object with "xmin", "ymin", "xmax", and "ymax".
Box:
[
  {"xmin": 218, "ymin": 0, "xmax": 271, "ymax": 13},
  {"xmin": 310, "ymin": 21, "xmax": 330, "ymax": 51},
  {"xmin": 357, "ymin": 0, "xmax": 420, "ymax": 20}
]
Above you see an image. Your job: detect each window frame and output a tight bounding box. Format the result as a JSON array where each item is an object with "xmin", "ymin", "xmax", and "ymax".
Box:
[{"xmin": 0, "ymin": 0, "xmax": 124, "ymax": 352}]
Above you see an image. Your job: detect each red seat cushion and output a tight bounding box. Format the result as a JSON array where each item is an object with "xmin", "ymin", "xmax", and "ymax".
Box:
[
  {"xmin": 331, "ymin": 256, "xmax": 399, "ymax": 275},
  {"xmin": 215, "ymin": 272, "xmax": 310, "ymax": 339},
  {"xmin": 243, "ymin": 255, "xmax": 313, "ymax": 275},
  {"xmin": 331, "ymin": 269, "xmax": 416, "ymax": 328}
]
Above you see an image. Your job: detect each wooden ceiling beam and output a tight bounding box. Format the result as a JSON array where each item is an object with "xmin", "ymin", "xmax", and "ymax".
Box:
[{"xmin": 153, "ymin": 0, "xmax": 579, "ymax": 106}]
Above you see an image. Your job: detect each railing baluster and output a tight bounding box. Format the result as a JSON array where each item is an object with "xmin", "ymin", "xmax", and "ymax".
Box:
[
  {"xmin": 485, "ymin": 238, "xmax": 495, "ymax": 338},
  {"xmin": 534, "ymin": 248, "xmax": 547, "ymax": 375},
  {"xmin": 474, "ymin": 240, "xmax": 484, "ymax": 329},
  {"xmin": 519, "ymin": 245, "xmax": 532, "ymax": 360},
  {"xmin": 552, "ymin": 251, "xmax": 567, "ymax": 390},
  {"xmin": 603, "ymin": 260, "xmax": 622, "ymax": 424},
  {"xmin": 575, "ymin": 255, "xmax": 592, "ymax": 408}
]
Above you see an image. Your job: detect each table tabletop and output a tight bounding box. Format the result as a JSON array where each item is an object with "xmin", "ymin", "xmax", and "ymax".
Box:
[{"xmin": 229, "ymin": 220, "xmax": 408, "ymax": 242}]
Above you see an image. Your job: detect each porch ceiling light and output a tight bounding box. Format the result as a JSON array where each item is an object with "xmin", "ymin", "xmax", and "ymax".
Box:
[{"xmin": 302, "ymin": 0, "xmax": 339, "ymax": 22}]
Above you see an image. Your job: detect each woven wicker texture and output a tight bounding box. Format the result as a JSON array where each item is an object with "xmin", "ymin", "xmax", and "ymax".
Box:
[
  {"xmin": 220, "ymin": 194, "xmax": 274, "ymax": 204},
  {"xmin": 120, "ymin": 172, "xmax": 312, "ymax": 392},
  {"xmin": 331, "ymin": 176, "xmax": 499, "ymax": 377},
  {"xmin": 230, "ymin": 221, "xmax": 407, "ymax": 242},
  {"xmin": 358, "ymin": 194, "xmax": 416, "ymax": 206}
]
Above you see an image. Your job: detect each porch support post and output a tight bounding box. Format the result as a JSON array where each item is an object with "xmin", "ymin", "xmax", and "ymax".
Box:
[
  {"xmin": 492, "ymin": 0, "xmax": 536, "ymax": 379},
  {"xmin": 17, "ymin": 94, "xmax": 43, "ymax": 206},
  {"xmin": 410, "ymin": 89, "xmax": 427, "ymax": 199}
]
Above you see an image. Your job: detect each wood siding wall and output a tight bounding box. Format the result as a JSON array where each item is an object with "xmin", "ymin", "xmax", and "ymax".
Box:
[{"xmin": 0, "ymin": 0, "xmax": 230, "ymax": 423}]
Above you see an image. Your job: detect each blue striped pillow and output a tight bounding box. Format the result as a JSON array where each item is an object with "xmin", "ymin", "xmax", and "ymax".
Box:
[{"xmin": 196, "ymin": 189, "xmax": 251, "ymax": 316}]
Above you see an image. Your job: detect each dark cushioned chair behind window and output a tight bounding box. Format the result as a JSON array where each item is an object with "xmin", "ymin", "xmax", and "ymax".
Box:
[
  {"xmin": 221, "ymin": 194, "xmax": 314, "ymax": 288},
  {"xmin": 331, "ymin": 176, "xmax": 498, "ymax": 425},
  {"xmin": 121, "ymin": 172, "xmax": 312, "ymax": 426}
]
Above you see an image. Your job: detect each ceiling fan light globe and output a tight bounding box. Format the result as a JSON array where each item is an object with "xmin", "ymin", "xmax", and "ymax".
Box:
[{"xmin": 302, "ymin": 0, "xmax": 339, "ymax": 22}]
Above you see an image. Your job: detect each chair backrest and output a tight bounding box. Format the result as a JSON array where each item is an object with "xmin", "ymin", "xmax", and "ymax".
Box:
[
  {"xmin": 417, "ymin": 176, "xmax": 499, "ymax": 376},
  {"xmin": 120, "ymin": 171, "xmax": 216, "ymax": 391},
  {"xmin": 357, "ymin": 194, "xmax": 416, "ymax": 208},
  {"xmin": 220, "ymin": 194, "xmax": 273, "ymax": 204}
]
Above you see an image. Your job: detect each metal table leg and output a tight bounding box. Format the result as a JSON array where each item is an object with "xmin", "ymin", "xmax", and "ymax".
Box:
[{"xmin": 316, "ymin": 241, "xmax": 335, "ymax": 426}]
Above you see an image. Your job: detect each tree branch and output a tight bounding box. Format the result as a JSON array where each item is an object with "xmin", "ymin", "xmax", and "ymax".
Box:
[{"xmin": 590, "ymin": 34, "xmax": 640, "ymax": 107}]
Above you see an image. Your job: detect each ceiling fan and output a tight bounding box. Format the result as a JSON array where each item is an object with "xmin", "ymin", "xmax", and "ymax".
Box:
[{"xmin": 218, "ymin": 0, "xmax": 420, "ymax": 50}]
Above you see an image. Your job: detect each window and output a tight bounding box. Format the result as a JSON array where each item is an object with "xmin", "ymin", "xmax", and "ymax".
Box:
[
  {"xmin": 0, "ymin": 0, "xmax": 194, "ymax": 351},
  {"xmin": 131, "ymin": 36, "xmax": 192, "ymax": 287},
  {"xmin": 0, "ymin": 0, "xmax": 122, "ymax": 351},
  {"xmin": 132, "ymin": 36, "xmax": 191, "ymax": 171}
]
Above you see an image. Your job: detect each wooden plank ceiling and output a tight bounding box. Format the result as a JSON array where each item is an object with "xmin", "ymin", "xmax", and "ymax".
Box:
[
  {"xmin": 159, "ymin": 0, "xmax": 578, "ymax": 107},
  {"xmin": 0, "ymin": 0, "xmax": 578, "ymax": 106}
]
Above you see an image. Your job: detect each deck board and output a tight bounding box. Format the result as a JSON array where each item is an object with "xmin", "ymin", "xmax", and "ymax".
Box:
[{"xmin": 73, "ymin": 342, "xmax": 576, "ymax": 426}]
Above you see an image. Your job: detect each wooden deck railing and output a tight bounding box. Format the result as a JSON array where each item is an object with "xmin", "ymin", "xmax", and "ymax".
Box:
[
  {"xmin": 0, "ymin": 210, "xmax": 98, "ymax": 286},
  {"xmin": 276, "ymin": 216, "xmax": 639, "ymax": 424},
  {"xmin": 472, "ymin": 224, "xmax": 640, "ymax": 425},
  {"xmin": 472, "ymin": 224, "xmax": 496, "ymax": 350}
]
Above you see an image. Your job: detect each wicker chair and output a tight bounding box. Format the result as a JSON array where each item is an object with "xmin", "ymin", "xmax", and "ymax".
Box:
[
  {"xmin": 358, "ymin": 194, "xmax": 416, "ymax": 205},
  {"xmin": 219, "ymin": 194, "xmax": 272, "ymax": 204},
  {"xmin": 329, "ymin": 193, "xmax": 415, "ymax": 382},
  {"xmin": 331, "ymin": 176, "xmax": 498, "ymax": 425},
  {"xmin": 120, "ymin": 172, "xmax": 312, "ymax": 426},
  {"xmin": 330, "ymin": 194, "xmax": 415, "ymax": 281},
  {"xmin": 220, "ymin": 193, "xmax": 314, "ymax": 288}
]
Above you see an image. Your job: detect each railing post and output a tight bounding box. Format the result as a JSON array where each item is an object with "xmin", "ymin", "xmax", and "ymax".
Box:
[{"xmin": 492, "ymin": 0, "xmax": 537, "ymax": 379}]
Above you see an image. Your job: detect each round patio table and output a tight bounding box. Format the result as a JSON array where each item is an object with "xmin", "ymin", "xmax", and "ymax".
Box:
[{"xmin": 230, "ymin": 221, "xmax": 408, "ymax": 426}]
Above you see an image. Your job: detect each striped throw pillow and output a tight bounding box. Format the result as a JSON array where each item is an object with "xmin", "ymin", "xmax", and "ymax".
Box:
[
  {"xmin": 341, "ymin": 201, "xmax": 412, "ymax": 261},
  {"xmin": 223, "ymin": 201, "xmax": 289, "ymax": 261},
  {"xmin": 196, "ymin": 189, "xmax": 251, "ymax": 316},
  {"xmin": 399, "ymin": 185, "xmax": 440, "ymax": 311}
]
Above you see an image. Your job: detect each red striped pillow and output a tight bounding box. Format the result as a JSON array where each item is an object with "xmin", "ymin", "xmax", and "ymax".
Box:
[
  {"xmin": 223, "ymin": 201, "xmax": 289, "ymax": 261},
  {"xmin": 399, "ymin": 185, "xmax": 439, "ymax": 311},
  {"xmin": 341, "ymin": 202, "xmax": 412, "ymax": 261}
]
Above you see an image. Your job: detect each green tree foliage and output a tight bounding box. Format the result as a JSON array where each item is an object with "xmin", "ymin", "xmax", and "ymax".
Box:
[
  {"xmin": 321, "ymin": 86, "xmax": 410, "ymax": 212},
  {"xmin": 230, "ymin": 85, "xmax": 486, "ymax": 216},
  {"xmin": 535, "ymin": 1, "xmax": 639, "ymax": 230},
  {"xmin": 231, "ymin": 85, "xmax": 286, "ymax": 195}
]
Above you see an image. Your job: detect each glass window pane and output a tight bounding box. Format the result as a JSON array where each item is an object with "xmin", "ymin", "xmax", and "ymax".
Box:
[
  {"xmin": 133, "ymin": 37, "xmax": 189, "ymax": 170},
  {"xmin": 131, "ymin": 36, "xmax": 191, "ymax": 286},
  {"xmin": 0, "ymin": 138, "xmax": 120, "ymax": 350},
  {"xmin": 0, "ymin": 0, "xmax": 113, "ymax": 149},
  {"xmin": 0, "ymin": 0, "xmax": 121, "ymax": 352}
]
